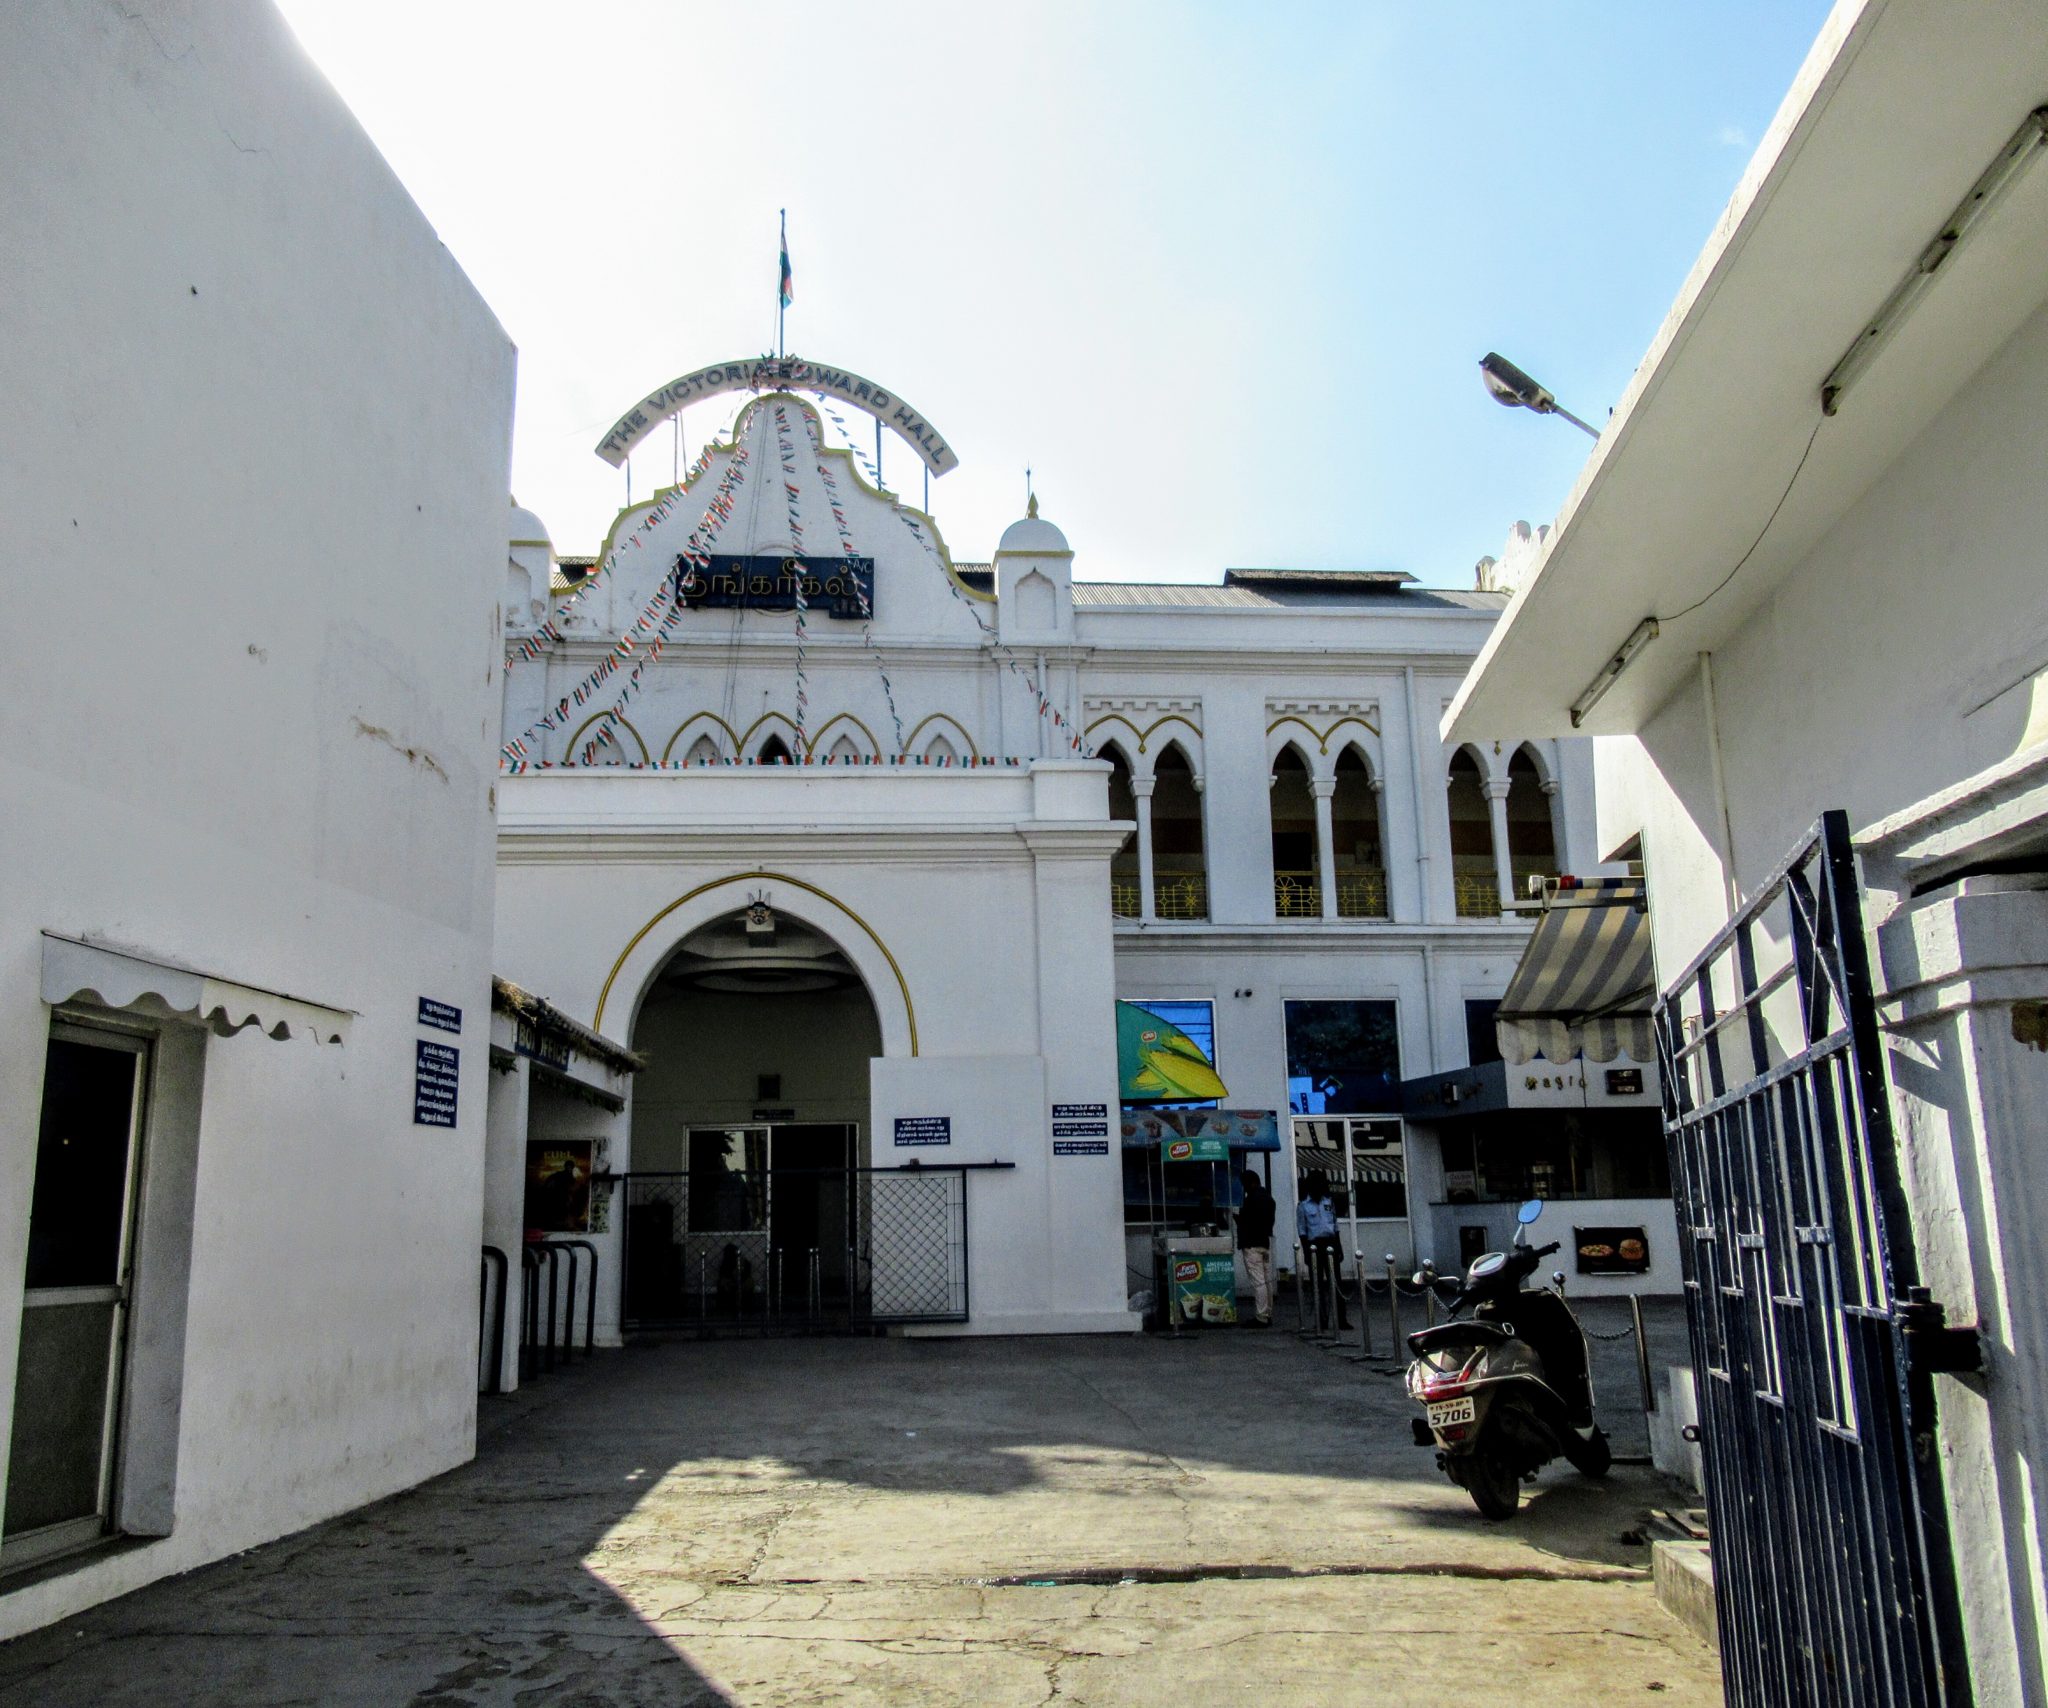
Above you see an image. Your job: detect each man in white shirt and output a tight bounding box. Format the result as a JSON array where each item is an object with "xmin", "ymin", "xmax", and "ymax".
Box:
[{"xmin": 1296, "ymin": 1169, "xmax": 1351, "ymax": 1330}]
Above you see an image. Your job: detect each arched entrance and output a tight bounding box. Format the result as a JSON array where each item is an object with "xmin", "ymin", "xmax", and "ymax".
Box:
[{"xmin": 621, "ymin": 907, "xmax": 884, "ymax": 1328}]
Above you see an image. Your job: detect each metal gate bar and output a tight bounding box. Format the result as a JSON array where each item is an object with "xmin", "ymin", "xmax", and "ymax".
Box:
[{"xmin": 1654, "ymin": 811, "xmax": 1977, "ymax": 1708}]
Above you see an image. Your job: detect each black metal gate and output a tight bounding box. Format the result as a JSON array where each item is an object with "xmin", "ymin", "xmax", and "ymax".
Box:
[
  {"xmin": 620, "ymin": 1163, "xmax": 973, "ymax": 1332},
  {"xmin": 1654, "ymin": 812, "xmax": 1979, "ymax": 1706}
]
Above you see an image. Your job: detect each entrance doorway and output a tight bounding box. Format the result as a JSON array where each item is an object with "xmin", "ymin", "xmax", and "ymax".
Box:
[
  {"xmin": 623, "ymin": 906, "xmax": 972, "ymax": 1331},
  {"xmin": 1291, "ymin": 1115, "xmax": 1412, "ymax": 1270},
  {"xmin": 4, "ymin": 1024, "xmax": 149, "ymax": 1571}
]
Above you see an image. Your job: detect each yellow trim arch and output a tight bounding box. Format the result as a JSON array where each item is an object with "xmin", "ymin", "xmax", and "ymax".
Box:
[
  {"xmin": 594, "ymin": 871, "xmax": 918, "ymax": 1052},
  {"xmin": 661, "ymin": 711, "xmax": 741, "ymax": 764},
  {"xmin": 565, "ymin": 713, "xmax": 650, "ymax": 764},
  {"xmin": 905, "ymin": 712, "xmax": 979, "ymax": 760}
]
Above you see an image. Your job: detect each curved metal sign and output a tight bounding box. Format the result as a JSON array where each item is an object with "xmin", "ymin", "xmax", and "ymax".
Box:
[{"xmin": 594, "ymin": 355, "xmax": 958, "ymax": 477}]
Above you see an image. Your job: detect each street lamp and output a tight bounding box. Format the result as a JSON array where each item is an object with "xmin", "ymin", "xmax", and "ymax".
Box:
[{"xmin": 1478, "ymin": 352, "xmax": 1599, "ymax": 439}]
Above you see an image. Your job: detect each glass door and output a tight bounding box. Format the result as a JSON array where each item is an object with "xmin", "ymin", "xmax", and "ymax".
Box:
[{"xmin": 4, "ymin": 1025, "xmax": 150, "ymax": 1570}]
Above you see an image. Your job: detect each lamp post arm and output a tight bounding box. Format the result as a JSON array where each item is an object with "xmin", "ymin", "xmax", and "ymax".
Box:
[{"xmin": 1548, "ymin": 403, "xmax": 1600, "ymax": 440}]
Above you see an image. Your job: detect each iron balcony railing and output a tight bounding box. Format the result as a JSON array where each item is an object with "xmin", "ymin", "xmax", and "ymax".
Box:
[
  {"xmin": 1334, "ymin": 866, "xmax": 1388, "ymax": 918},
  {"xmin": 1453, "ymin": 860, "xmax": 1500, "ymax": 917},
  {"xmin": 1273, "ymin": 871, "xmax": 1321, "ymax": 917},
  {"xmin": 1153, "ymin": 872, "xmax": 1207, "ymax": 920}
]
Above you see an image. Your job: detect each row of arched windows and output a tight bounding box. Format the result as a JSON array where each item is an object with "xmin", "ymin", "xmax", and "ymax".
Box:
[{"xmin": 1102, "ymin": 738, "xmax": 1558, "ymax": 923}]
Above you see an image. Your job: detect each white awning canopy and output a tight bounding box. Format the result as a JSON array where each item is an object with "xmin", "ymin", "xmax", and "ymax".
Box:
[
  {"xmin": 42, "ymin": 933, "xmax": 354, "ymax": 1045},
  {"xmin": 1494, "ymin": 882, "xmax": 1654, "ymax": 1066}
]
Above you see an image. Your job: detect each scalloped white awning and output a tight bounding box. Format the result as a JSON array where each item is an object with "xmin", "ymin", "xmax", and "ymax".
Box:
[{"xmin": 42, "ymin": 933, "xmax": 353, "ymax": 1045}]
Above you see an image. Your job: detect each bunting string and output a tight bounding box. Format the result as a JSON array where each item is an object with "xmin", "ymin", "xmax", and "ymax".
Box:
[
  {"xmin": 804, "ymin": 406, "xmax": 905, "ymax": 754},
  {"xmin": 809, "ymin": 394, "xmax": 1089, "ymax": 759},
  {"xmin": 771, "ymin": 402, "xmax": 811, "ymax": 760},
  {"xmin": 499, "ymin": 445, "xmax": 752, "ymax": 765}
]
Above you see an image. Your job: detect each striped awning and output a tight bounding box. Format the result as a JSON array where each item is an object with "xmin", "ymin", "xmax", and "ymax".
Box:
[{"xmin": 1495, "ymin": 880, "xmax": 1653, "ymax": 1066}]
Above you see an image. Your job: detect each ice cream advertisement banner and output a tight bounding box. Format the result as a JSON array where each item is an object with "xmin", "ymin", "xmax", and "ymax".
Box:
[
  {"xmin": 1168, "ymin": 1252, "xmax": 1239, "ymax": 1326},
  {"xmin": 1120, "ymin": 1107, "xmax": 1280, "ymax": 1155}
]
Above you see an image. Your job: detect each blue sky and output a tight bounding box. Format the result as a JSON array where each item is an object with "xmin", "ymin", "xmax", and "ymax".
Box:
[{"xmin": 277, "ymin": 1, "xmax": 1834, "ymax": 585}]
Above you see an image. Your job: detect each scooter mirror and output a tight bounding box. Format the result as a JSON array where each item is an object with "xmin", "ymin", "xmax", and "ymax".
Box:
[{"xmin": 1516, "ymin": 1198, "xmax": 1545, "ymax": 1226}]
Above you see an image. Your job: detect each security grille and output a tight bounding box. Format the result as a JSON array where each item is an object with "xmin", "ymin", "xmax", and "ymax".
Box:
[
  {"xmin": 1654, "ymin": 812, "xmax": 1977, "ymax": 1707},
  {"xmin": 621, "ymin": 1164, "xmax": 969, "ymax": 1332}
]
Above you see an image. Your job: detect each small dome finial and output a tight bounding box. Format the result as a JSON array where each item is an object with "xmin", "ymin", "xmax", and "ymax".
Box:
[{"xmin": 1026, "ymin": 490, "xmax": 1039, "ymax": 520}]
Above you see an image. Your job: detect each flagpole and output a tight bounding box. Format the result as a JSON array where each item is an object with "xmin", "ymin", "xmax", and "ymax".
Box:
[{"xmin": 777, "ymin": 208, "xmax": 786, "ymax": 358}]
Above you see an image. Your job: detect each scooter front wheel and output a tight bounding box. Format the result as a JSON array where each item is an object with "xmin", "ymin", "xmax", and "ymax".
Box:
[{"xmin": 1464, "ymin": 1443, "xmax": 1520, "ymax": 1520}]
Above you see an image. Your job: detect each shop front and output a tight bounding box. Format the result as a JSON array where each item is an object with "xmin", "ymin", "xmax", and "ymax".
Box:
[{"xmin": 1402, "ymin": 879, "xmax": 1679, "ymax": 1295}]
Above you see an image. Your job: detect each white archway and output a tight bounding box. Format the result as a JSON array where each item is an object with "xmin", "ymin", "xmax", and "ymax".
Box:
[{"xmin": 594, "ymin": 870, "xmax": 918, "ymax": 1058}]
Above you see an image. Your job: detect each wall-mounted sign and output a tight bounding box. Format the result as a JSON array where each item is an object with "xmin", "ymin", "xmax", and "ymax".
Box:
[
  {"xmin": 418, "ymin": 997, "xmax": 461, "ymax": 1034},
  {"xmin": 677, "ymin": 554, "xmax": 875, "ymax": 621},
  {"xmin": 1054, "ymin": 1139, "xmax": 1109, "ymax": 1156},
  {"xmin": 893, "ymin": 1115, "xmax": 951, "ymax": 1148},
  {"xmin": 1605, "ymin": 1068, "xmax": 1645, "ymax": 1096},
  {"xmin": 1574, "ymin": 1225, "xmax": 1651, "ymax": 1275},
  {"xmin": 1051, "ymin": 1102, "xmax": 1110, "ymax": 1143},
  {"xmin": 414, "ymin": 1040, "xmax": 459, "ymax": 1128},
  {"xmin": 595, "ymin": 356, "xmax": 958, "ymax": 476}
]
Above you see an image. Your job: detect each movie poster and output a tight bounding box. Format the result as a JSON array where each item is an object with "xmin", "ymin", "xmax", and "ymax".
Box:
[{"xmin": 525, "ymin": 1140, "xmax": 593, "ymax": 1234}]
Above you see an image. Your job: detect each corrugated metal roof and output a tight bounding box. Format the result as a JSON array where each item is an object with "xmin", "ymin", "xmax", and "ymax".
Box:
[{"xmin": 1072, "ymin": 582, "xmax": 1508, "ymax": 612}]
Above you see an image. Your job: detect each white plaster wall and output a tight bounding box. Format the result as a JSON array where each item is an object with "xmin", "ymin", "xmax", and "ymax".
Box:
[
  {"xmin": 0, "ymin": 2, "xmax": 513, "ymax": 1636},
  {"xmin": 1607, "ymin": 297, "xmax": 2048, "ymax": 976},
  {"xmin": 1591, "ymin": 296, "xmax": 2048, "ymax": 1704}
]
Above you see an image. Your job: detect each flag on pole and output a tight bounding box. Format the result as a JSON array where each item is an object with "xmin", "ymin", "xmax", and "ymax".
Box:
[{"xmin": 778, "ymin": 213, "xmax": 793, "ymax": 309}]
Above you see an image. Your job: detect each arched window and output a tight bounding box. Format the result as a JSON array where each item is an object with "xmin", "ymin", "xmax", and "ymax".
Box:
[
  {"xmin": 924, "ymin": 733, "xmax": 957, "ymax": 764},
  {"xmin": 1271, "ymin": 745, "xmax": 1319, "ymax": 917},
  {"xmin": 757, "ymin": 733, "xmax": 793, "ymax": 765},
  {"xmin": 1331, "ymin": 747, "xmax": 1387, "ymax": 918},
  {"xmin": 827, "ymin": 733, "xmax": 862, "ymax": 764},
  {"xmin": 684, "ymin": 734, "xmax": 721, "ymax": 766},
  {"xmin": 1506, "ymin": 746, "xmax": 1558, "ymax": 897},
  {"xmin": 1151, "ymin": 745, "xmax": 1207, "ymax": 920},
  {"xmin": 1104, "ymin": 745, "xmax": 1141, "ymax": 918},
  {"xmin": 1448, "ymin": 747, "xmax": 1497, "ymax": 916}
]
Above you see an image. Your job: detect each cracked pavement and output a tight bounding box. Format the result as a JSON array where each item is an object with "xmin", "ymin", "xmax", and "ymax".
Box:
[{"xmin": 0, "ymin": 1331, "xmax": 1719, "ymax": 1705}]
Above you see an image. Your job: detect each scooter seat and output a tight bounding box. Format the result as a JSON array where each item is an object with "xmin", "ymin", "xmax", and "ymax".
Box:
[{"xmin": 1407, "ymin": 1320, "xmax": 1513, "ymax": 1358}]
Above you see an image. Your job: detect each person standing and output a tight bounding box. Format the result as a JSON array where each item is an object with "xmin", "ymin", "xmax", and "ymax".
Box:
[
  {"xmin": 1235, "ymin": 1170, "xmax": 1277, "ymax": 1326},
  {"xmin": 1296, "ymin": 1169, "xmax": 1351, "ymax": 1330}
]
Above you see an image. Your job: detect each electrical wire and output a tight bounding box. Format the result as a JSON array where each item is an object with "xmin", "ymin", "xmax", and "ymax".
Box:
[{"xmin": 1656, "ymin": 416, "xmax": 1826, "ymax": 624}]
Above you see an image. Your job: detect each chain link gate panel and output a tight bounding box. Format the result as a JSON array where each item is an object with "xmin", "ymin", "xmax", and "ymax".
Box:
[
  {"xmin": 1654, "ymin": 812, "xmax": 1979, "ymax": 1707},
  {"xmin": 621, "ymin": 1164, "xmax": 969, "ymax": 1332}
]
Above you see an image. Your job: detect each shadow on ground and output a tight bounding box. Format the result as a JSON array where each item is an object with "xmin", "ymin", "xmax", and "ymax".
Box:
[{"xmin": 0, "ymin": 1319, "xmax": 1702, "ymax": 1706}]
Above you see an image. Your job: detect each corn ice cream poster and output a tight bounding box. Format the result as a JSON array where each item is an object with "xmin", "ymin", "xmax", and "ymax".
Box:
[{"xmin": 1117, "ymin": 1000, "xmax": 1227, "ymax": 1104}]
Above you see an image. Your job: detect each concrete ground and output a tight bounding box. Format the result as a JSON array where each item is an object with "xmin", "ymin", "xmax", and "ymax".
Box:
[{"xmin": 0, "ymin": 1317, "xmax": 1718, "ymax": 1706}]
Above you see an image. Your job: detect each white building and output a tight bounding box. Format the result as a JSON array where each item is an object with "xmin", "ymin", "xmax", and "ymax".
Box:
[
  {"xmin": 491, "ymin": 366, "xmax": 1666, "ymax": 1357},
  {"xmin": 0, "ymin": 4, "xmax": 513, "ymax": 1636},
  {"xmin": 1447, "ymin": 0, "xmax": 2048, "ymax": 1697}
]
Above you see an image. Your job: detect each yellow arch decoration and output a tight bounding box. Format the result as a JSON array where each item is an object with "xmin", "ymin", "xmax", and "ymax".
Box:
[
  {"xmin": 811, "ymin": 711, "xmax": 882, "ymax": 759},
  {"xmin": 594, "ymin": 870, "xmax": 918, "ymax": 1053},
  {"xmin": 565, "ymin": 712, "xmax": 650, "ymax": 764},
  {"xmin": 738, "ymin": 710, "xmax": 802, "ymax": 759},
  {"xmin": 1264, "ymin": 712, "xmax": 1381, "ymax": 756},
  {"xmin": 904, "ymin": 712, "xmax": 980, "ymax": 760},
  {"xmin": 1265, "ymin": 716, "xmax": 1328, "ymax": 757},
  {"xmin": 661, "ymin": 711, "xmax": 741, "ymax": 764}
]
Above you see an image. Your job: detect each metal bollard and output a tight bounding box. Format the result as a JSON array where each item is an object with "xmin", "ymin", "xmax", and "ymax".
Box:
[
  {"xmin": 1317, "ymin": 1247, "xmax": 1341, "ymax": 1342},
  {"xmin": 1355, "ymin": 1255, "xmax": 1373, "ymax": 1358},
  {"xmin": 809, "ymin": 1248, "xmax": 821, "ymax": 1324},
  {"xmin": 1292, "ymin": 1242, "xmax": 1309, "ymax": 1333},
  {"xmin": 1384, "ymin": 1254, "xmax": 1401, "ymax": 1352},
  {"xmin": 1301, "ymin": 1239, "xmax": 1322, "ymax": 1336},
  {"xmin": 1630, "ymin": 1292, "xmax": 1657, "ymax": 1416},
  {"xmin": 1423, "ymin": 1260, "xmax": 1439, "ymax": 1328},
  {"xmin": 698, "ymin": 1253, "xmax": 707, "ymax": 1324}
]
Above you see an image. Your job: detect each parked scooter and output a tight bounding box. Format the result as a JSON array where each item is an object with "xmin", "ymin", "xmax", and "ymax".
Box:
[{"xmin": 1404, "ymin": 1198, "xmax": 1610, "ymax": 1518}]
